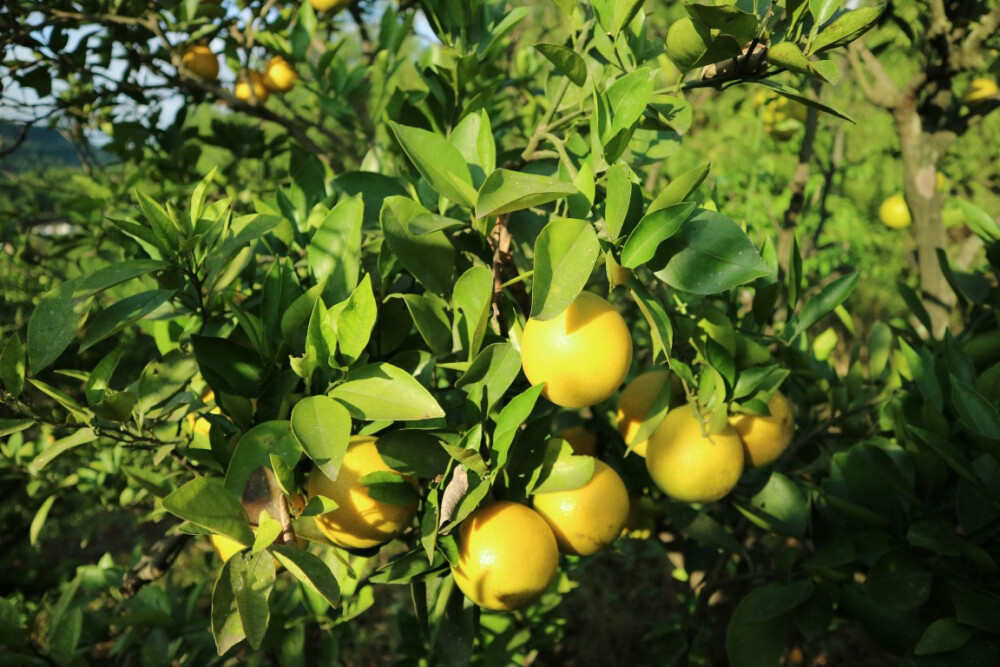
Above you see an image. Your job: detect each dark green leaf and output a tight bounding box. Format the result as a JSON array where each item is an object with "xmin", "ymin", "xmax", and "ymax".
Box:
[
  {"xmin": 271, "ymin": 545, "xmax": 340, "ymax": 607},
  {"xmin": 27, "ymin": 278, "xmax": 91, "ymax": 373},
  {"xmin": 230, "ymin": 553, "xmax": 275, "ymax": 650},
  {"xmin": 536, "ymin": 43, "xmax": 586, "ymax": 86},
  {"xmin": 0, "ymin": 334, "xmax": 25, "ymax": 397},
  {"xmin": 866, "ymin": 547, "xmax": 933, "ymax": 610},
  {"xmin": 381, "ymin": 196, "xmax": 455, "ymax": 296},
  {"xmin": 211, "ymin": 561, "xmax": 245, "ymax": 655},
  {"xmin": 809, "ymin": 6, "xmax": 885, "ymax": 55},
  {"xmin": 376, "ymin": 430, "xmax": 452, "ymax": 478},
  {"xmin": 80, "ymin": 289, "xmax": 174, "ymax": 352},
  {"xmin": 653, "ymin": 210, "xmax": 770, "ymax": 295},
  {"xmin": 191, "ymin": 335, "xmax": 264, "ymax": 398},
  {"xmin": 791, "ymin": 272, "xmax": 859, "ymax": 339},
  {"xmin": 225, "ymin": 421, "xmax": 303, "ymax": 497}
]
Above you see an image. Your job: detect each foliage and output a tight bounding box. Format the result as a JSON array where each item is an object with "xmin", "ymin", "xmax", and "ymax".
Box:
[{"xmin": 2, "ymin": 1, "xmax": 1000, "ymax": 665}]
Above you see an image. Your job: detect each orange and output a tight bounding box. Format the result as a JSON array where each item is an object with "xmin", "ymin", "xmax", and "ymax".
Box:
[
  {"xmin": 532, "ymin": 459, "xmax": 629, "ymax": 555},
  {"xmin": 729, "ymin": 390, "xmax": 795, "ymax": 467},
  {"xmin": 616, "ymin": 370, "xmax": 683, "ymax": 457},
  {"xmin": 306, "ymin": 435, "xmax": 417, "ymax": 549},
  {"xmin": 263, "ymin": 56, "xmax": 298, "ymax": 93},
  {"xmin": 520, "ymin": 292, "xmax": 633, "ymax": 408},
  {"xmin": 451, "ymin": 501, "xmax": 559, "ymax": 611},
  {"xmin": 181, "ymin": 45, "xmax": 219, "ymax": 81},
  {"xmin": 559, "ymin": 426, "xmax": 597, "ymax": 456},
  {"xmin": 235, "ymin": 70, "xmax": 270, "ymax": 104},
  {"xmin": 645, "ymin": 404, "xmax": 744, "ymax": 503}
]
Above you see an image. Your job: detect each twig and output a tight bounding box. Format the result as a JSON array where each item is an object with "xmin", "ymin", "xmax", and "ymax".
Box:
[{"xmin": 121, "ymin": 533, "xmax": 191, "ymax": 598}]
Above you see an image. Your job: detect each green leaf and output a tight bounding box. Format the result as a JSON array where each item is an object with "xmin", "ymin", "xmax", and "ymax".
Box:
[
  {"xmin": 162, "ymin": 478, "xmax": 254, "ymax": 546},
  {"xmin": 737, "ymin": 472, "xmax": 809, "ymax": 539},
  {"xmin": 914, "ymin": 618, "xmax": 974, "ymax": 656},
  {"xmin": 271, "ymin": 545, "xmax": 340, "ymax": 607},
  {"xmin": 535, "ymin": 43, "xmax": 587, "ymax": 86},
  {"xmin": 453, "ymin": 265, "xmax": 493, "ymax": 362},
  {"xmin": 726, "ymin": 582, "xmax": 814, "ymax": 667},
  {"xmin": 647, "ymin": 163, "xmax": 711, "ymax": 214},
  {"xmin": 308, "ymin": 196, "xmax": 363, "ymax": 304},
  {"xmin": 957, "ymin": 200, "xmax": 1000, "ymax": 243},
  {"xmin": 492, "ymin": 384, "xmax": 545, "ymax": 469},
  {"xmin": 27, "ymin": 379, "xmax": 89, "ymax": 423},
  {"xmin": 627, "ymin": 279, "xmax": 674, "ymax": 361},
  {"xmin": 530, "ymin": 439, "xmax": 596, "ymax": 494},
  {"xmin": 0, "ymin": 334, "xmax": 25, "ymax": 397},
  {"xmin": 369, "ymin": 549, "xmax": 447, "ymax": 585},
  {"xmin": 652, "ymin": 210, "xmax": 770, "ymax": 295},
  {"xmin": 330, "ymin": 363, "xmax": 445, "ymax": 421},
  {"xmin": 0, "ymin": 418, "xmax": 34, "ymax": 437},
  {"xmin": 190, "ymin": 166, "xmax": 216, "ymax": 227},
  {"xmin": 866, "ymin": 547, "xmax": 933, "ymax": 610},
  {"xmin": 79, "ymin": 289, "xmax": 174, "ymax": 353},
  {"xmin": 136, "ymin": 189, "xmax": 183, "ymax": 250},
  {"xmin": 381, "ymin": 196, "xmax": 455, "ymax": 296},
  {"xmin": 606, "ymin": 68, "xmax": 654, "ymax": 135},
  {"xmin": 375, "ymin": 430, "xmax": 452, "ymax": 478},
  {"xmin": 230, "ymin": 552, "xmax": 275, "ymax": 650},
  {"xmin": 191, "ymin": 335, "xmax": 265, "ymax": 398},
  {"xmin": 135, "ymin": 351, "xmax": 198, "ymax": 417},
  {"xmin": 359, "ymin": 471, "xmax": 420, "ymax": 506},
  {"xmin": 474, "ymin": 169, "xmax": 578, "ymax": 219},
  {"xmin": 336, "ymin": 275, "xmax": 377, "ymax": 365},
  {"xmin": 753, "ymin": 81, "xmax": 853, "ymax": 122},
  {"xmin": 280, "ymin": 280, "xmax": 326, "ymax": 344},
  {"xmin": 211, "ymin": 561, "xmax": 245, "ymax": 655},
  {"xmin": 290, "ymin": 397, "xmax": 351, "ymax": 481},
  {"xmin": 27, "ymin": 278, "xmax": 92, "ymax": 373},
  {"xmin": 791, "ymin": 272, "xmax": 859, "ymax": 339},
  {"xmin": 767, "ymin": 42, "xmax": 830, "ymax": 81},
  {"xmin": 456, "ymin": 342, "xmax": 522, "ymax": 415},
  {"xmin": 401, "ymin": 294, "xmax": 452, "ymax": 355},
  {"xmin": 225, "ymin": 421, "xmax": 303, "ymax": 497},
  {"xmin": 389, "ymin": 122, "xmax": 477, "ymax": 208},
  {"xmin": 808, "ymin": 6, "xmax": 884, "ymax": 55},
  {"xmin": 952, "ymin": 377, "xmax": 1000, "ymax": 440},
  {"xmin": 809, "ymin": 0, "xmax": 840, "ymax": 27},
  {"xmin": 952, "ymin": 589, "xmax": 1000, "ymax": 635},
  {"xmin": 530, "ymin": 218, "xmax": 601, "ymax": 319},
  {"xmin": 685, "ymin": 4, "xmax": 758, "ymax": 43},
  {"xmin": 449, "ymin": 110, "xmax": 495, "ymax": 188},
  {"xmin": 604, "ymin": 162, "xmax": 632, "ymax": 242},
  {"xmin": 29, "ymin": 495, "xmax": 56, "ymax": 547},
  {"xmin": 620, "ymin": 202, "xmax": 697, "ymax": 269}
]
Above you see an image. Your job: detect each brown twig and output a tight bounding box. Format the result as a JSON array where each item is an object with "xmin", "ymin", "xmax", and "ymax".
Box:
[{"xmin": 121, "ymin": 533, "xmax": 191, "ymax": 598}]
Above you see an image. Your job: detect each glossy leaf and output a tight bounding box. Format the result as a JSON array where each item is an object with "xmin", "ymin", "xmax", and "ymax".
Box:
[
  {"xmin": 620, "ymin": 202, "xmax": 696, "ymax": 269},
  {"xmin": 474, "ymin": 169, "xmax": 577, "ymax": 219},
  {"xmin": 330, "ymin": 363, "xmax": 445, "ymax": 421},
  {"xmin": 389, "ymin": 122, "xmax": 476, "ymax": 208},
  {"xmin": 530, "ymin": 218, "xmax": 600, "ymax": 319},
  {"xmin": 290, "ymin": 398, "xmax": 351, "ymax": 482}
]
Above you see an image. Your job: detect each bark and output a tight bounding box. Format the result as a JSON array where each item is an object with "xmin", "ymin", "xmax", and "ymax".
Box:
[{"xmin": 893, "ymin": 101, "xmax": 956, "ymax": 337}]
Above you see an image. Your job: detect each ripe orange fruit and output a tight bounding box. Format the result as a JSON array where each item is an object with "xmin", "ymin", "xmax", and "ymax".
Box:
[
  {"xmin": 181, "ymin": 45, "xmax": 219, "ymax": 81},
  {"xmin": 235, "ymin": 70, "xmax": 270, "ymax": 104},
  {"xmin": 306, "ymin": 435, "xmax": 417, "ymax": 549},
  {"xmin": 879, "ymin": 194, "xmax": 912, "ymax": 229},
  {"xmin": 559, "ymin": 426, "xmax": 597, "ymax": 456},
  {"xmin": 645, "ymin": 404, "xmax": 744, "ymax": 503},
  {"xmin": 729, "ymin": 390, "xmax": 795, "ymax": 467},
  {"xmin": 263, "ymin": 56, "xmax": 298, "ymax": 93},
  {"xmin": 451, "ymin": 501, "xmax": 559, "ymax": 611},
  {"xmin": 520, "ymin": 291, "xmax": 633, "ymax": 408},
  {"xmin": 616, "ymin": 370, "xmax": 683, "ymax": 457},
  {"xmin": 532, "ymin": 459, "xmax": 629, "ymax": 556}
]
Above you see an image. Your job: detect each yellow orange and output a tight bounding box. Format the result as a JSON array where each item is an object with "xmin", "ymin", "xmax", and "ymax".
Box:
[
  {"xmin": 879, "ymin": 194, "xmax": 912, "ymax": 229},
  {"xmin": 645, "ymin": 404, "xmax": 744, "ymax": 503},
  {"xmin": 181, "ymin": 45, "xmax": 219, "ymax": 81},
  {"xmin": 263, "ymin": 56, "xmax": 298, "ymax": 93},
  {"xmin": 451, "ymin": 502, "xmax": 559, "ymax": 611},
  {"xmin": 729, "ymin": 391, "xmax": 795, "ymax": 468},
  {"xmin": 235, "ymin": 70, "xmax": 270, "ymax": 104},
  {"xmin": 521, "ymin": 292, "xmax": 633, "ymax": 408},
  {"xmin": 306, "ymin": 435, "xmax": 417, "ymax": 549},
  {"xmin": 616, "ymin": 370, "xmax": 683, "ymax": 457},
  {"xmin": 532, "ymin": 459, "xmax": 629, "ymax": 556},
  {"xmin": 963, "ymin": 78, "xmax": 998, "ymax": 105}
]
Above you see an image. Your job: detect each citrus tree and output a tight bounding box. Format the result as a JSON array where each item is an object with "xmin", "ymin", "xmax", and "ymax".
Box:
[{"xmin": 3, "ymin": 1, "xmax": 1000, "ymax": 665}]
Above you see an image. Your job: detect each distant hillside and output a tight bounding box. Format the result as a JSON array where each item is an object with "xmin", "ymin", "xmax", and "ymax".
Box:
[{"xmin": 0, "ymin": 123, "xmax": 84, "ymax": 171}]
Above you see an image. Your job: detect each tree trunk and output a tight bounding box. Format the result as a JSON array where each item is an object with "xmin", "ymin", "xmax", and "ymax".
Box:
[{"xmin": 893, "ymin": 102, "xmax": 956, "ymax": 337}]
